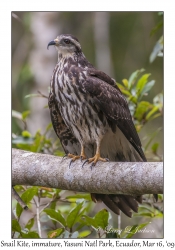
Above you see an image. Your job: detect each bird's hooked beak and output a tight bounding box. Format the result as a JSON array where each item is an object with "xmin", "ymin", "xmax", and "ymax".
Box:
[{"xmin": 47, "ymin": 38, "xmax": 59, "ymax": 50}]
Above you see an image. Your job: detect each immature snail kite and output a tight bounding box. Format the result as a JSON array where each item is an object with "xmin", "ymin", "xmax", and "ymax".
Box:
[{"xmin": 47, "ymin": 34, "xmax": 157, "ymax": 217}]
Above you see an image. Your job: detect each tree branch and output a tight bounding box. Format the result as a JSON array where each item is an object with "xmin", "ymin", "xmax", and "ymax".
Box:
[
  {"xmin": 12, "ymin": 187, "xmax": 28, "ymax": 209},
  {"xmin": 12, "ymin": 148, "xmax": 163, "ymax": 196}
]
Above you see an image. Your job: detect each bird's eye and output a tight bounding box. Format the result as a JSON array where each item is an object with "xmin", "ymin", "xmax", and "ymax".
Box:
[{"xmin": 64, "ymin": 39, "xmax": 70, "ymax": 44}]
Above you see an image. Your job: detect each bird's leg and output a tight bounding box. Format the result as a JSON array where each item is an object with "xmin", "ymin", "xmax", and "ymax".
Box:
[
  {"xmin": 68, "ymin": 146, "xmax": 86, "ymax": 161},
  {"xmin": 88, "ymin": 142, "xmax": 108, "ymax": 167},
  {"xmin": 68, "ymin": 153, "xmax": 81, "ymax": 161},
  {"xmin": 68, "ymin": 145, "xmax": 86, "ymax": 167},
  {"xmin": 80, "ymin": 146, "xmax": 86, "ymax": 162}
]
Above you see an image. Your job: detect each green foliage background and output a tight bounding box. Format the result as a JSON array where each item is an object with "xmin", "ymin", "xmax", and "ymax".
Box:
[{"xmin": 12, "ymin": 12, "xmax": 163, "ymax": 238}]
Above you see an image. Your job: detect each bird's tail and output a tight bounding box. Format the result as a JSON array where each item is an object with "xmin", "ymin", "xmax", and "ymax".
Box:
[{"xmin": 91, "ymin": 193, "xmax": 142, "ymax": 218}]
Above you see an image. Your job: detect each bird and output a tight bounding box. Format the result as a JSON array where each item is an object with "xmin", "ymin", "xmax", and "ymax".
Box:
[{"xmin": 47, "ymin": 34, "xmax": 157, "ymax": 218}]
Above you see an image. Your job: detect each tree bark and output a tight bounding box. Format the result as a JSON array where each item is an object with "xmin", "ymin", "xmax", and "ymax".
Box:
[{"xmin": 12, "ymin": 148, "xmax": 163, "ymax": 196}]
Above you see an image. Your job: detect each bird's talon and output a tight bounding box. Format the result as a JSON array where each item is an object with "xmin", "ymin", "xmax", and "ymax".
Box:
[
  {"xmin": 87, "ymin": 154, "xmax": 107, "ymax": 166},
  {"xmin": 69, "ymin": 159, "xmax": 74, "ymax": 168},
  {"xmin": 60, "ymin": 154, "xmax": 68, "ymax": 163},
  {"xmin": 62, "ymin": 154, "xmax": 68, "ymax": 159},
  {"xmin": 82, "ymin": 159, "xmax": 88, "ymax": 168},
  {"xmin": 90, "ymin": 163, "xmax": 95, "ymax": 170}
]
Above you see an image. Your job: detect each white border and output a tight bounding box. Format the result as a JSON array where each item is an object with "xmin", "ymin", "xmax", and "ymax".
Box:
[{"xmin": 1, "ymin": 0, "xmax": 175, "ymax": 245}]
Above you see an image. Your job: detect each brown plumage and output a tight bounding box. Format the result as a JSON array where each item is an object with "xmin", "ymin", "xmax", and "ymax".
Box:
[{"xmin": 47, "ymin": 34, "xmax": 157, "ymax": 217}]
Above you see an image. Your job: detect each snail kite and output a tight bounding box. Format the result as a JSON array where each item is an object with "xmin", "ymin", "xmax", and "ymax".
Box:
[{"xmin": 47, "ymin": 34, "xmax": 156, "ymax": 217}]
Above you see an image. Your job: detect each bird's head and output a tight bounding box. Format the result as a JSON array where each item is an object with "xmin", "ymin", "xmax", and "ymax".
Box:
[{"xmin": 47, "ymin": 34, "xmax": 82, "ymax": 56}]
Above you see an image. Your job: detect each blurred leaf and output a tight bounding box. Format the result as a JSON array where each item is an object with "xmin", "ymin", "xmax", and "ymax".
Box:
[
  {"xmin": 128, "ymin": 95, "xmax": 137, "ymax": 104},
  {"xmin": 25, "ymin": 93, "xmax": 42, "ymax": 99},
  {"xmin": 14, "ymin": 185, "xmax": 26, "ymax": 192},
  {"xmin": 158, "ymin": 194, "xmax": 163, "ymax": 200},
  {"xmin": 144, "ymin": 127, "xmax": 162, "ymax": 150},
  {"xmin": 62, "ymin": 230, "xmax": 71, "ymax": 238},
  {"xmin": 21, "ymin": 231, "xmax": 40, "ymax": 238},
  {"xmin": 21, "ymin": 187, "xmax": 38, "ymax": 203},
  {"xmin": 139, "ymin": 80, "xmax": 155, "ymax": 100},
  {"xmin": 157, "ymin": 51, "xmax": 163, "ymax": 57},
  {"xmin": 40, "ymin": 187, "xmax": 53, "ymax": 192},
  {"xmin": 146, "ymin": 106, "xmax": 159, "ymax": 121},
  {"xmin": 137, "ymin": 204, "xmax": 162, "ymax": 218},
  {"xmin": 76, "ymin": 207, "xmax": 87, "ymax": 221},
  {"xmin": 78, "ymin": 230, "xmax": 91, "ymax": 238},
  {"xmin": 134, "ymin": 101, "xmax": 152, "ymax": 121},
  {"xmin": 135, "ymin": 124, "xmax": 143, "ymax": 132},
  {"xmin": 12, "ymin": 136, "xmax": 34, "ymax": 145},
  {"xmin": 136, "ymin": 73, "xmax": 151, "ymax": 96},
  {"xmin": 46, "ymin": 123, "xmax": 53, "ymax": 132},
  {"xmin": 150, "ymin": 36, "xmax": 163, "ymax": 63},
  {"xmin": 128, "ymin": 68, "xmax": 145, "ymax": 89},
  {"xmin": 122, "ymin": 225, "xmax": 137, "ymax": 238},
  {"xmin": 48, "ymin": 228, "xmax": 64, "ymax": 238},
  {"xmin": 122, "ymin": 79, "xmax": 128, "ymax": 88},
  {"xmin": 16, "ymin": 187, "xmax": 38, "ymax": 218},
  {"xmin": 94, "ymin": 209, "xmax": 109, "ymax": 230},
  {"xmin": 54, "ymin": 150, "xmax": 65, "ymax": 157},
  {"xmin": 44, "ymin": 209, "xmax": 66, "ymax": 227},
  {"xmin": 150, "ymin": 20, "xmax": 163, "ymax": 36},
  {"xmin": 82, "ymin": 215, "xmax": 98, "ymax": 229},
  {"xmin": 26, "ymin": 131, "xmax": 46, "ymax": 153},
  {"xmin": 148, "ymin": 113, "xmax": 161, "ymax": 121},
  {"xmin": 153, "ymin": 93, "xmax": 163, "ymax": 108},
  {"xmin": 12, "ymin": 219, "xmax": 21, "ymax": 233},
  {"xmin": 134, "ymin": 212, "xmax": 154, "ymax": 217},
  {"xmin": 25, "ymin": 218, "xmax": 35, "ymax": 230},
  {"xmin": 50, "ymin": 201, "xmax": 57, "ymax": 210},
  {"xmin": 82, "ymin": 209, "xmax": 109, "ymax": 230},
  {"xmin": 71, "ymin": 231, "xmax": 79, "ymax": 238},
  {"xmin": 66, "ymin": 193, "xmax": 91, "ymax": 201},
  {"xmin": 41, "ymin": 192, "xmax": 53, "ymax": 199},
  {"xmin": 22, "ymin": 110, "xmax": 30, "ymax": 120},
  {"xmin": 106, "ymin": 232, "xmax": 120, "ymax": 238},
  {"xmin": 75, "ymin": 219, "xmax": 88, "ymax": 231},
  {"xmin": 117, "ymin": 82, "xmax": 132, "ymax": 97},
  {"xmin": 154, "ymin": 212, "xmax": 163, "ymax": 218},
  {"xmin": 22, "ymin": 130, "xmax": 31, "ymax": 138},
  {"xmin": 53, "ymin": 188, "xmax": 62, "ymax": 198},
  {"xmin": 152, "ymin": 143, "xmax": 159, "ymax": 154},
  {"xmin": 40, "ymin": 214, "xmax": 50, "ymax": 223},
  {"xmin": 12, "ymin": 12, "xmax": 22, "ymax": 22},
  {"xmin": 125, "ymin": 223, "xmax": 150, "ymax": 238},
  {"xmin": 66, "ymin": 202, "xmax": 83, "ymax": 228},
  {"xmin": 138, "ymin": 204, "xmax": 154, "ymax": 213},
  {"xmin": 12, "ymin": 110, "xmax": 22, "ymax": 120}
]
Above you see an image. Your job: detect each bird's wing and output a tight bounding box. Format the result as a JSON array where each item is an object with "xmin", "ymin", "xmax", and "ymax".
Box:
[
  {"xmin": 48, "ymin": 92, "xmax": 81, "ymax": 155},
  {"xmin": 87, "ymin": 68, "xmax": 117, "ymax": 88},
  {"xmin": 48, "ymin": 92, "xmax": 95, "ymax": 158},
  {"xmin": 83, "ymin": 69, "xmax": 146, "ymax": 162}
]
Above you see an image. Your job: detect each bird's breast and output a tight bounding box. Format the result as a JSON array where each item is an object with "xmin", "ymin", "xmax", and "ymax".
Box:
[{"xmin": 51, "ymin": 66, "xmax": 108, "ymax": 143}]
